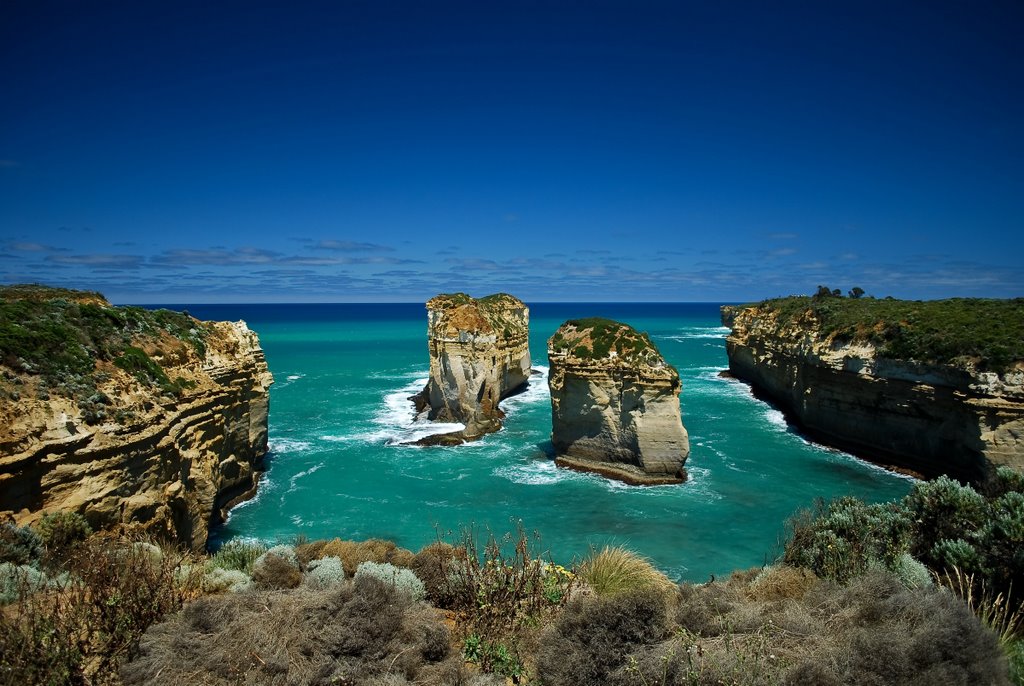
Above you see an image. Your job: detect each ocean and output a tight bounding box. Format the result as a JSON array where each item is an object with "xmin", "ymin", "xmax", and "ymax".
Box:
[{"xmin": 168, "ymin": 302, "xmax": 911, "ymax": 582}]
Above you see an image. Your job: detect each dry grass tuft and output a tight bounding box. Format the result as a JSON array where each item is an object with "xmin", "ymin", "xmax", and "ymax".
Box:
[
  {"xmin": 745, "ymin": 564, "xmax": 818, "ymax": 602},
  {"xmin": 577, "ymin": 545, "xmax": 676, "ymax": 598}
]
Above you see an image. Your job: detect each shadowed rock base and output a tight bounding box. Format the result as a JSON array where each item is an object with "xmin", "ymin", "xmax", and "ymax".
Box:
[{"xmin": 554, "ymin": 455, "xmax": 687, "ymax": 486}]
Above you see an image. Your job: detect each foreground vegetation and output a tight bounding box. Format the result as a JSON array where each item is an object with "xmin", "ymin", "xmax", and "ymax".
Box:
[
  {"xmin": 3, "ymin": 491, "xmax": 1022, "ymax": 685},
  {"xmin": 751, "ymin": 289, "xmax": 1024, "ymax": 372}
]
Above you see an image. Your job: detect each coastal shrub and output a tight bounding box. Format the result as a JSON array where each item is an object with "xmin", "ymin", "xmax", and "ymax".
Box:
[
  {"xmin": 303, "ymin": 555, "xmax": 345, "ymax": 589},
  {"xmin": 0, "ymin": 519, "xmax": 43, "ymax": 566},
  {"xmin": 123, "ymin": 577, "xmax": 453, "ymax": 685},
  {"xmin": 252, "ymin": 545, "xmax": 302, "ymax": 589},
  {"xmin": 208, "ymin": 538, "xmax": 267, "ymax": 574},
  {"xmin": 537, "ymin": 587, "xmax": 670, "ymax": 686},
  {"xmin": 784, "ymin": 496, "xmax": 911, "ymax": 583},
  {"xmin": 891, "ymin": 552, "xmax": 933, "ymax": 590},
  {"xmin": 578, "ymin": 545, "xmax": 676, "ymax": 598},
  {"xmin": 827, "ymin": 571, "xmax": 1008, "ymax": 685},
  {"xmin": 355, "ymin": 561, "xmax": 426, "ymax": 601},
  {"xmin": 0, "ymin": 563, "xmax": 49, "ymax": 604},
  {"xmin": 34, "ymin": 510, "xmax": 91, "ymax": 563},
  {"xmin": 610, "ymin": 568, "xmax": 1008, "ymax": 686},
  {"xmin": 905, "ymin": 476, "xmax": 987, "ymax": 565},
  {"xmin": 980, "ymin": 490, "xmax": 1024, "ymax": 591},
  {"xmin": 202, "ymin": 567, "xmax": 253, "ymax": 594}
]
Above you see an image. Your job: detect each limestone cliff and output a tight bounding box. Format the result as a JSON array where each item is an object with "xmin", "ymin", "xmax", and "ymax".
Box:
[
  {"xmin": 0, "ymin": 285, "xmax": 272, "ymax": 549},
  {"xmin": 547, "ymin": 318, "xmax": 689, "ymax": 485},
  {"xmin": 723, "ymin": 299, "xmax": 1024, "ymax": 483},
  {"xmin": 412, "ymin": 293, "xmax": 530, "ymax": 443}
]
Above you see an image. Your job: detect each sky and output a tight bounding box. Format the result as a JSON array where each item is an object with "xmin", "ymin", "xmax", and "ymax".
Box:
[{"xmin": 1, "ymin": 1, "xmax": 1022, "ymax": 303}]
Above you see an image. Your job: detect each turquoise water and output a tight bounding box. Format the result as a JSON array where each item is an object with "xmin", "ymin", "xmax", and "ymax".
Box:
[{"xmin": 175, "ymin": 303, "xmax": 911, "ymax": 582}]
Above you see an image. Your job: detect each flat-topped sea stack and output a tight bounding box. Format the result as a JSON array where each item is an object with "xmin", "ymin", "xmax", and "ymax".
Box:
[
  {"xmin": 0, "ymin": 285, "xmax": 273, "ymax": 550},
  {"xmin": 723, "ymin": 295, "xmax": 1024, "ymax": 483},
  {"xmin": 547, "ymin": 318, "xmax": 689, "ymax": 485},
  {"xmin": 412, "ymin": 292, "xmax": 530, "ymax": 443}
]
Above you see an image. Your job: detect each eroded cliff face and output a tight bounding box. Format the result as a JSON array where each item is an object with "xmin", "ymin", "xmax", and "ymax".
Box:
[
  {"xmin": 412, "ymin": 293, "xmax": 530, "ymax": 442},
  {"xmin": 0, "ymin": 289, "xmax": 272, "ymax": 550},
  {"xmin": 723, "ymin": 304, "xmax": 1024, "ymax": 483},
  {"xmin": 547, "ymin": 319, "xmax": 689, "ymax": 485}
]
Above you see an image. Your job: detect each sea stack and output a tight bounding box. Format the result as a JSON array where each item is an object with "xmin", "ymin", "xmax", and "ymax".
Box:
[
  {"xmin": 547, "ymin": 318, "xmax": 689, "ymax": 485},
  {"xmin": 413, "ymin": 293, "xmax": 530, "ymax": 443}
]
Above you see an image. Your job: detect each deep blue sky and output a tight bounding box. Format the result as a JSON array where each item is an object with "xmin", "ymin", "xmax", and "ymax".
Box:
[{"xmin": 1, "ymin": 1, "xmax": 1022, "ymax": 303}]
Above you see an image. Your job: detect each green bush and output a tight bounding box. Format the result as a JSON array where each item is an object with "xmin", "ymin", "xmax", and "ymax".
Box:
[
  {"xmin": 208, "ymin": 538, "xmax": 268, "ymax": 575},
  {"xmin": 35, "ymin": 511, "xmax": 91, "ymax": 564},
  {"xmin": 0, "ymin": 520, "xmax": 42, "ymax": 567},
  {"xmin": 784, "ymin": 497, "xmax": 911, "ymax": 583}
]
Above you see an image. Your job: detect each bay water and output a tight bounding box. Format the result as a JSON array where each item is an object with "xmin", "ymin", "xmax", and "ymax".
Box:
[{"xmin": 172, "ymin": 302, "xmax": 911, "ymax": 582}]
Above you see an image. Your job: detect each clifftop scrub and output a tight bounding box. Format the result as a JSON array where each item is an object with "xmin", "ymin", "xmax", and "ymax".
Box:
[{"xmin": 743, "ymin": 294, "xmax": 1024, "ymax": 373}]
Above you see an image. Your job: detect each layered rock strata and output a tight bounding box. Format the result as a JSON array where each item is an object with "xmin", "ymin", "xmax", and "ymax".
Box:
[
  {"xmin": 723, "ymin": 303, "xmax": 1024, "ymax": 483},
  {"xmin": 412, "ymin": 293, "xmax": 530, "ymax": 443},
  {"xmin": 0, "ymin": 288, "xmax": 272, "ymax": 549},
  {"xmin": 547, "ymin": 318, "xmax": 689, "ymax": 485}
]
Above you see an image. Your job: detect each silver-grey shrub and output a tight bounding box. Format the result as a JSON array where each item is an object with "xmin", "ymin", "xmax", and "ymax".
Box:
[
  {"xmin": 355, "ymin": 561, "xmax": 425, "ymax": 601},
  {"xmin": 304, "ymin": 555, "xmax": 345, "ymax": 589}
]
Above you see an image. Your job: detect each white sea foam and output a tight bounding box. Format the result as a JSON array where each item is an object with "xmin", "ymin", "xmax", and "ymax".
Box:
[
  {"xmin": 269, "ymin": 438, "xmax": 315, "ymax": 454},
  {"xmin": 494, "ymin": 458, "xmax": 568, "ymax": 485},
  {"xmin": 660, "ymin": 326, "xmax": 730, "ymax": 341},
  {"xmin": 287, "ymin": 463, "xmax": 324, "ymax": 492},
  {"xmin": 763, "ymin": 408, "xmax": 789, "ymax": 431},
  {"xmin": 287, "ymin": 374, "xmax": 303, "ymax": 381},
  {"xmin": 324, "ymin": 374, "xmax": 465, "ymax": 445},
  {"xmin": 500, "ymin": 366, "xmax": 550, "ymax": 413}
]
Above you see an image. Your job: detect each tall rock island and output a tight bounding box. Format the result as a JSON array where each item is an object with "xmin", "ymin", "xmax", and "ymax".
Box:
[
  {"xmin": 0, "ymin": 285, "xmax": 272, "ymax": 550},
  {"xmin": 412, "ymin": 292, "xmax": 531, "ymax": 443},
  {"xmin": 547, "ymin": 318, "xmax": 689, "ymax": 485},
  {"xmin": 723, "ymin": 296, "xmax": 1024, "ymax": 483}
]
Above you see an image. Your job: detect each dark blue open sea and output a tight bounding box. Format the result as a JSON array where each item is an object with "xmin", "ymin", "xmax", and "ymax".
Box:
[{"xmin": 166, "ymin": 302, "xmax": 911, "ymax": 581}]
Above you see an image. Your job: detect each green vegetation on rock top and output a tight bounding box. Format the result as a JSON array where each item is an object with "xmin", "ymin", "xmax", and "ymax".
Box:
[
  {"xmin": 549, "ymin": 317, "xmax": 668, "ymax": 370},
  {"xmin": 0, "ymin": 284, "xmax": 207, "ymax": 403},
  {"xmin": 752, "ymin": 293, "xmax": 1024, "ymax": 373},
  {"xmin": 428, "ymin": 292, "xmax": 525, "ymax": 310}
]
